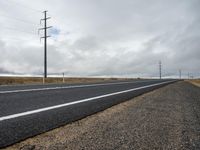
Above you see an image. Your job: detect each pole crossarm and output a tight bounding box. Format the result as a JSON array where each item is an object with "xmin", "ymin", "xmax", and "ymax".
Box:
[
  {"xmin": 40, "ymin": 17, "xmax": 51, "ymax": 21},
  {"xmin": 40, "ymin": 36, "xmax": 51, "ymax": 39},
  {"xmin": 38, "ymin": 26, "xmax": 52, "ymax": 30}
]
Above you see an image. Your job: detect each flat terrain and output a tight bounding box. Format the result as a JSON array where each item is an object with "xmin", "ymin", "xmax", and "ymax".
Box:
[
  {"xmin": 5, "ymin": 81, "xmax": 200, "ymax": 150},
  {"xmin": 0, "ymin": 77, "xmax": 129, "ymax": 85}
]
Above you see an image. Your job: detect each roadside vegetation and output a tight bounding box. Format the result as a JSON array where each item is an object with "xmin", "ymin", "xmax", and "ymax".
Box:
[
  {"xmin": 187, "ymin": 79, "xmax": 200, "ymax": 87},
  {"xmin": 0, "ymin": 77, "xmax": 131, "ymax": 86}
]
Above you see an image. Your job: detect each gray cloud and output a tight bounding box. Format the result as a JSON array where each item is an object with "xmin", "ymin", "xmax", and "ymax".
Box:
[{"xmin": 0, "ymin": 0, "xmax": 200, "ymax": 78}]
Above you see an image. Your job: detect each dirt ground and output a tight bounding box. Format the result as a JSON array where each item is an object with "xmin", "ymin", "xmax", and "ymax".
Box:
[{"xmin": 4, "ymin": 81, "xmax": 200, "ymax": 150}]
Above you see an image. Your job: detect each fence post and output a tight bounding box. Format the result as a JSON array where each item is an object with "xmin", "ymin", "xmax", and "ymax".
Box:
[{"xmin": 62, "ymin": 73, "xmax": 65, "ymax": 83}]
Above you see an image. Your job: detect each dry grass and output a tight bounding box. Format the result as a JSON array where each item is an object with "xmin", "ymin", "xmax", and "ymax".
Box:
[
  {"xmin": 186, "ymin": 79, "xmax": 200, "ymax": 87},
  {"xmin": 0, "ymin": 77, "xmax": 132, "ymax": 86}
]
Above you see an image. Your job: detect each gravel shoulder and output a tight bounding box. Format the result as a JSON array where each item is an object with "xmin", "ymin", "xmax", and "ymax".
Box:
[{"xmin": 5, "ymin": 81, "xmax": 200, "ymax": 150}]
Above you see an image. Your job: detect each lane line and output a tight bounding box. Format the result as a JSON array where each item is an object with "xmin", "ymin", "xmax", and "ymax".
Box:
[
  {"xmin": 0, "ymin": 80, "xmax": 174, "ymax": 122},
  {"xmin": 0, "ymin": 80, "xmax": 161, "ymax": 94}
]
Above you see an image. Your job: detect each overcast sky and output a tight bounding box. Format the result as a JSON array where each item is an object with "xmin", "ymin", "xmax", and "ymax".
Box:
[{"xmin": 0, "ymin": 0, "xmax": 199, "ymax": 78}]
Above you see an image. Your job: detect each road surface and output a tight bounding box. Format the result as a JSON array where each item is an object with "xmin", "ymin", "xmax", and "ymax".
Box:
[{"xmin": 0, "ymin": 79, "xmax": 175, "ymax": 148}]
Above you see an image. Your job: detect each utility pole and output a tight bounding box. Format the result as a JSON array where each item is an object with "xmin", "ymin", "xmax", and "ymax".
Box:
[
  {"xmin": 159, "ymin": 61, "xmax": 162, "ymax": 79},
  {"xmin": 179, "ymin": 69, "xmax": 182, "ymax": 79},
  {"xmin": 62, "ymin": 72, "xmax": 65, "ymax": 83},
  {"xmin": 39, "ymin": 11, "xmax": 52, "ymax": 79}
]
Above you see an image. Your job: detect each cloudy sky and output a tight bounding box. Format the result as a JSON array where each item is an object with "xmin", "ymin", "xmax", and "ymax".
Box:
[{"xmin": 0, "ymin": 0, "xmax": 199, "ymax": 78}]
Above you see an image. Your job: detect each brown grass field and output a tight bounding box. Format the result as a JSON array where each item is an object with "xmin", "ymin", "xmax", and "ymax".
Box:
[
  {"xmin": 187, "ymin": 79, "xmax": 200, "ymax": 87},
  {"xmin": 0, "ymin": 76, "xmax": 132, "ymax": 86}
]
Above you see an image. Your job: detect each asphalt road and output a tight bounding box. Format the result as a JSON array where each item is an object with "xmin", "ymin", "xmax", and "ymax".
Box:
[{"xmin": 0, "ymin": 79, "xmax": 176, "ymax": 148}]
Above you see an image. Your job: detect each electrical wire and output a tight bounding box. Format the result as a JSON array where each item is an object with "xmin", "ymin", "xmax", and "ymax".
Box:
[
  {"xmin": 0, "ymin": 13, "xmax": 38, "ymax": 25},
  {"xmin": 1, "ymin": 0, "xmax": 42, "ymax": 14},
  {"xmin": 1, "ymin": 26, "xmax": 37, "ymax": 35},
  {"xmin": 0, "ymin": 1, "xmax": 58, "ymax": 43},
  {"xmin": 1, "ymin": 36, "xmax": 39, "ymax": 42},
  {"xmin": 0, "ymin": 0, "xmax": 42, "ymax": 38}
]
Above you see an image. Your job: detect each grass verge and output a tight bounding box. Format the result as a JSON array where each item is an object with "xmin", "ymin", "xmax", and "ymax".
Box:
[
  {"xmin": 0, "ymin": 76, "xmax": 132, "ymax": 86},
  {"xmin": 186, "ymin": 79, "xmax": 200, "ymax": 87}
]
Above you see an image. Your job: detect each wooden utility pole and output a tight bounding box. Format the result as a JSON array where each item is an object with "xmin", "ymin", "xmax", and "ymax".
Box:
[{"xmin": 39, "ymin": 11, "xmax": 52, "ymax": 78}]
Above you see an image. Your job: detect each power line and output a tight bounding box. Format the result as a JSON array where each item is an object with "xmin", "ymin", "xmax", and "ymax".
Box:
[
  {"xmin": 1, "ymin": 0, "xmax": 42, "ymax": 14},
  {"xmin": 0, "ymin": 37, "xmax": 39, "ymax": 43},
  {"xmin": 0, "ymin": 2, "xmax": 40, "ymax": 40},
  {"xmin": 1, "ymin": 26, "xmax": 37, "ymax": 35},
  {"xmin": 0, "ymin": 13, "xmax": 38, "ymax": 25},
  {"xmin": 1, "ymin": 34, "xmax": 39, "ymax": 40}
]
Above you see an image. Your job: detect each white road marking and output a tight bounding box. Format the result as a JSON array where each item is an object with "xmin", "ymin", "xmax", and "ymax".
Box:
[
  {"xmin": 0, "ymin": 80, "xmax": 174, "ymax": 122},
  {"xmin": 0, "ymin": 80, "xmax": 157, "ymax": 94}
]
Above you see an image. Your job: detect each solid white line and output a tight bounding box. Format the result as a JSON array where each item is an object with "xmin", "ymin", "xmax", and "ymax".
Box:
[
  {"xmin": 0, "ymin": 80, "xmax": 156, "ymax": 94},
  {"xmin": 0, "ymin": 80, "xmax": 174, "ymax": 122}
]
